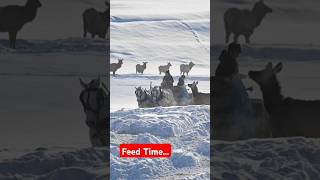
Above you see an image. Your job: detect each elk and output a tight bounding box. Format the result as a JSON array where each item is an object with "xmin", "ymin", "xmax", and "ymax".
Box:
[
  {"xmin": 249, "ymin": 62, "xmax": 320, "ymax": 138},
  {"xmin": 136, "ymin": 62, "xmax": 147, "ymax": 74},
  {"xmin": 188, "ymin": 81, "xmax": 210, "ymax": 105},
  {"xmin": 158, "ymin": 62, "xmax": 172, "ymax": 75},
  {"xmin": 110, "ymin": 58, "xmax": 123, "ymax": 76},
  {"xmin": 224, "ymin": 0, "xmax": 272, "ymax": 43},
  {"xmin": 180, "ymin": 62, "xmax": 195, "ymax": 76},
  {"xmin": 83, "ymin": 1, "xmax": 109, "ymax": 39},
  {"xmin": 0, "ymin": 0, "xmax": 42, "ymax": 48}
]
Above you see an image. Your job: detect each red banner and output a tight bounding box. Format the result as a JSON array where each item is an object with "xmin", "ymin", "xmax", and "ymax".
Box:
[{"xmin": 120, "ymin": 144, "xmax": 171, "ymax": 158}]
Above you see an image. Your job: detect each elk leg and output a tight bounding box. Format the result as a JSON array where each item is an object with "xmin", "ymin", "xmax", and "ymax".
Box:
[
  {"xmin": 13, "ymin": 32, "xmax": 17, "ymax": 49},
  {"xmin": 233, "ymin": 34, "xmax": 239, "ymax": 43},
  {"xmin": 8, "ymin": 32, "xmax": 13, "ymax": 48},
  {"xmin": 83, "ymin": 24, "xmax": 87, "ymax": 38},
  {"xmin": 9, "ymin": 31, "xmax": 17, "ymax": 49}
]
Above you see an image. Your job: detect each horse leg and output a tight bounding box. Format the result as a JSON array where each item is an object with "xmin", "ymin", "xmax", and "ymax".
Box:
[{"xmin": 89, "ymin": 128, "xmax": 100, "ymax": 147}]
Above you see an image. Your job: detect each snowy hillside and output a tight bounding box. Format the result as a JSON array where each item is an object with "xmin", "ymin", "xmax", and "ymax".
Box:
[
  {"xmin": 110, "ymin": 0, "xmax": 210, "ymax": 111},
  {"xmin": 110, "ymin": 105, "xmax": 210, "ymax": 179}
]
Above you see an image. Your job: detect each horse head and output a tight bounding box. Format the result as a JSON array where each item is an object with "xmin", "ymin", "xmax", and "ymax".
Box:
[{"xmin": 80, "ymin": 76, "xmax": 109, "ymax": 129}]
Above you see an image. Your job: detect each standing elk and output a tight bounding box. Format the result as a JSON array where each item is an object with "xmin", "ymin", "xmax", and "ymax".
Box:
[
  {"xmin": 136, "ymin": 62, "xmax": 148, "ymax": 74},
  {"xmin": 180, "ymin": 62, "xmax": 195, "ymax": 76},
  {"xmin": 0, "ymin": 0, "xmax": 42, "ymax": 48},
  {"xmin": 158, "ymin": 62, "xmax": 172, "ymax": 75},
  {"xmin": 110, "ymin": 58, "xmax": 123, "ymax": 76},
  {"xmin": 83, "ymin": 1, "xmax": 109, "ymax": 39},
  {"xmin": 224, "ymin": 0, "xmax": 272, "ymax": 43}
]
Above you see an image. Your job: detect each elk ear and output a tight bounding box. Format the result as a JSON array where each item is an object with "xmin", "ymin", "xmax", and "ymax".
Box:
[
  {"xmin": 266, "ymin": 62, "xmax": 273, "ymax": 70},
  {"xmin": 273, "ymin": 62, "xmax": 283, "ymax": 74},
  {"xmin": 79, "ymin": 78, "xmax": 88, "ymax": 88},
  {"xmin": 196, "ymin": 81, "xmax": 198, "ymax": 85}
]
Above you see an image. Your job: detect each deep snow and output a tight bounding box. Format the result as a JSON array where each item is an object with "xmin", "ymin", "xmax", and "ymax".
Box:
[{"xmin": 110, "ymin": 105, "xmax": 210, "ymax": 179}]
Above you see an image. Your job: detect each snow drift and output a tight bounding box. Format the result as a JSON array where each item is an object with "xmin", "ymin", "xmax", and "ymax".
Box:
[{"xmin": 110, "ymin": 105, "xmax": 210, "ymax": 179}]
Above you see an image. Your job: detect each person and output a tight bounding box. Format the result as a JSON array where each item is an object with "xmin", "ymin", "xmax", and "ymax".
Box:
[
  {"xmin": 215, "ymin": 43, "xmax": 241, "ymax": 78},
  {"xmin": 215, "ymin": 43, "xmax": 254, "ymax": 119},
  {"xmin": 177, "ymin": 75, "xmax": 185, "ymax": 86},
  {"xmin": 161, "ymin": 70, "xmax": 174, "ymax": 89}
]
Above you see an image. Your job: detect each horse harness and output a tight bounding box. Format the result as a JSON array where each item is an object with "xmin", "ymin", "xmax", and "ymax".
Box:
[
  {"xmin": 80, "ymin": 86, "xmax": 109, "ymax": 135},
  {"xmin": 151, "ymin": 87, "xmax": 164, "ymax": 106}
]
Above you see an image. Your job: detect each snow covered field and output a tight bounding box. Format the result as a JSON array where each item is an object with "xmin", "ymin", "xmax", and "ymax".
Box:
[
  {"xmin": 111, "ymin": 106, "xmax": 210, "ymax": 179},
  {"xmin": 110, "ymin": 0, "xmax": 210, "ymax": 111}
]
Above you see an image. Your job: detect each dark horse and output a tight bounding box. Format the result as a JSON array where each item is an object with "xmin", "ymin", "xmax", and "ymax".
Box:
[
  {"xmin": 224, "ymin": 0, "xmax": 272, "ymax": 43},
  {"xmin": 80, "ymin": 76, "xmax": 109, "ymax": 146},
  {"xmin": 249, "ymin": 62, "xmax": 320, "ymax": 137}
]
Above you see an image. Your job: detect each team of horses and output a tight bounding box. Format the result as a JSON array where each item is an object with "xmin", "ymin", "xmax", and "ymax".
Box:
[{"xmin": 135, "ymin": 80, "xmax": 209, "ymax": 108}]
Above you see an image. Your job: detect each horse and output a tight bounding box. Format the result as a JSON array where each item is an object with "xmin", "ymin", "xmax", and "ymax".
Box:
[
  {"xmin": 79, "ymin": 76, "xmax": 109, "ymax": 147},
  {"xmin": 135, "ymin": 86, "xmax": 153, "ymax": 108},
  {"xmin": 150, "ymin": 86, "xmax": 177, "ymax": 107}
]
